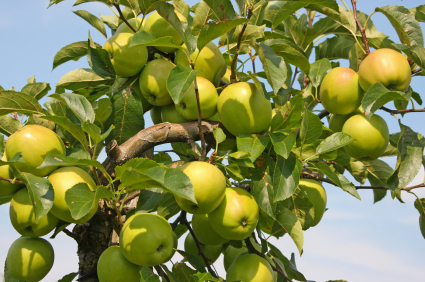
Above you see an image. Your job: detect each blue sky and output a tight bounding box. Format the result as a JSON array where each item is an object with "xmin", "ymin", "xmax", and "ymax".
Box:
[{"xmin": 1, "ymin": 0, "xmax": 425, "ymax": 281}]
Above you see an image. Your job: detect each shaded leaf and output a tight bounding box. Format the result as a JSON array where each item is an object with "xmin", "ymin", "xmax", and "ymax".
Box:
[
  {"xmin": 273, "ymin": 154, "xmax": 302, "ymax": 201},
  {"xmin": 309, "ymin": 58, "xmax": 332, "ymax": 88},
  {"xmin": 73, "ymin": 10, "xmax": 107, "ymax": 38},
  {"xmin": 21, "ymin": 83, "xmax": 51, "ymax": 100},
  {"xmin": 167, "ymin": 64, "xmax": 202, "ymax": 104},
  {"xmin": 0, "ymin": 91, "xmax": 44, "ymax": 116}
]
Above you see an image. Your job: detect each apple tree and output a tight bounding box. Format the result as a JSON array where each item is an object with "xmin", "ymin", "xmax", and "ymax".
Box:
[{"xmin": 1, "ymin": 0, "xmax": 425, "ymax": 281}]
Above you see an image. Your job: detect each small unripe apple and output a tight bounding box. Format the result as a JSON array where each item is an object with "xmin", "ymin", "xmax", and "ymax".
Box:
[
  {"xmin": 150, "ymin": 106, "xmax": 163, "ymax": 124},
  {"xmin": 184, "ymin": 232, "xmax": 222, "ymax": 266},
  {"xmin": 6, "ymin": 125, "xmax": 66, "ymax": 177},
  {"xmin": 342, "ymin": 114, "xmax": 389, "ymax": 160},
  {"xmin": 10, "ymin": 188, "xmax": 60, "ymax": 237},
  {"xmin": 320, "ymin": 67, "xmax": 364, "ymax": 115},
  {"xmin": 97, "ymin": 246, "xmax": 142, "ymax": 282},
  {"xmin": 192, "ymin": 214, "xmax": 229, "ymax": 246},
  {"xmin": 226, "ymin": 252, "xmax": 274, "ymax": 282},
  {"xmin": 161, "ymin": 104, "xmax": 190, "ymax": 124},
  {"xmin": 358, "ymin": 48, "xmax": 411, "ymax": 92},
  {"xmin": 299, "ymin": 179, "xmax": 327, "ymax": 227},
  {"xmin": 115, "ymin": 18, "xmax": 145, "ymax": 35},
  {"xmin": 0, "ymin": 153, "xmax": 22, "ymax": 198},
  {"xmin": 328, "ymin": 108, "xmax": 363, "ymax": 132},
  {"xmin": 223, "ymin": 238, "xmax": 261, "ymax": 271}
]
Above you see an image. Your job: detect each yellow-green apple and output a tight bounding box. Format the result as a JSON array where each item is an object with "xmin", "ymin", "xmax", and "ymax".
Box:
[
  {"xmin": 299, "ymin": 179, "xmax": 327, "ymax": 226},
  {"xmin": 342, "ymin": 114, "xmax": 389, "ymax": 160},
  {"xmin": 175, "ymin": 42, "xmax": 226, "ymax": 85},
  {"xmin": 6, "ymin": 237, "xmax": 54, "ymax": 282},
  {"xmin": 208, "ymin": 187, "xmax": 259, "ymax": 240},
  {"xmin": 358, "ymin": 48, "xmax": 411, "ymax": 92},
  {"xmin": 115, "ymin": 18, "xmax": 145, "ymax": 34},
  {"xmin": 97, "ymin": 246, "xmax": 142, "ymax": 282},
  {"xmin": 174, "ymin": 161, "xmax": 226, "ymax": 214},
  {"xmin": 184, "ymin": 233, "xmax": 222, "ymax": 266},
  {"xmin": 223, "ymin": 238, "xmax": 261, "ymax": 271},
  {"xmin": 207, "ymin": 112, "xmax": 220, "ymax": 122},
  {"xmin": 150, "ymin": 106, "xmax": 163, "ymax": 124},
  {"xmin": 103, "ymin": 33, "xmax": 148, "ymax": 77},
  {"xmin": 218, "ymin": 82, "xmax": 272, "ymax": 136},
  {"xmin": 161, "ymin": 104, "xmax": 190, "ymax": 124},
  {"xmin": 139, "ymin": 59, "xmax": 175, "ymax": 106},
  {"xmin": 226, "ymin": 252, "xmax": 274, "ymax": 282},
  {"xmin": 328, "ymin": 108, "xmax": 363, "ymax": 132},
  {"xmin": 165, "ymin": 232, "xmax": 178, "ymax": 262},
  {"xmin": 192, "ymin": 214, "xmax": 229, "ymax": 245},
  {"xmin": 319, "ymin": 67, "xmax": 364, "ymax": 115},
  {"xmin": 0, "ymin": 153, "xmax": 22, "ymax": 198},
  {"xmin": 48, "ymin": 166, "xmax": 98, "ymax": 224},
  {"xmin": 143, "ymin": 11, "xmax": 187, "ymax": 53},
  {"xmin": 120, "ymin": 213, "xmax": 174, "ymax": 266},
  {"xmin": 176, "ymin": 77, "xmax": 218, "ymax": 120},
  {"xmin": 9, "ymin": 188, "xmax": 60, "ymax": 237},
  {"xmin": 6, "ymin": 125, "xmax": 66, "ymax": 177}
]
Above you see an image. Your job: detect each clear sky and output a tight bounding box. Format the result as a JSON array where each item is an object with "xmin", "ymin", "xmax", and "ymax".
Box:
[{"xmin": 1, "ymin": 0, "xmax": 425, "ymax": 281}]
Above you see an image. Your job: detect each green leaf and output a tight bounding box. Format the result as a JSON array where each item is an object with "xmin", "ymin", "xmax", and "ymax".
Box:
[
  {"xmin": 271, "ymin": 94, "xmax": 303, "ymax": 131},
  {"xmin": 273, "ymin": 154, "xmax": 302, "ymax": 201},
  {"xmin": 52, "ymin": 41, "xmax": 100, "ymax": 70},
  {"xmin": 73, "ymin": 10, "xmax": 107, "ymax": 38},
  {"xmin": 0, "ymin": 197, "xmax": 12, "ymax": 206},
  {"xmin": 73, "ymin": 0, "xmax": 111, "ymax": 6},
  {"xmin": 129, "ymin": 30, "xmax": 182, "ymax": 49},
  {"xmin": 291, "ymin": 187, "xmax": 315, "ymax": 230},
  {"xmin": 413, "ymin": 5, "xmax": 425, "ymax": 22},
  {"xmin": 157, "ymin": 193, "xmax": 181, "ymax": 219},
  {"xmin": 56, "ymin": 68, "xmax": 112, "ymax": 91},
  {"xmin": 0, "ymin": 91, "xmax": 44, "ymax": 116},
  {"xmin": 40, "ymin": 116, "xmax": 89, "ymax": 149},
  {"xmin": 203, "ymin": 0, "xmax": 236, "ymax": 22},
  {"xmin": 21, "ymin": 83, "xmax": 51, "ymax": 100},
  {"xmin": 300, "ymin": 108, "xmax": 322, "ymax": 145},
  {"xmin": 65, "ymin": 183, "xmax": 95, "ymax": 221},
  {"xmin": 93, "ymin": 98, "xmax": 112, "ymax": 124},
  {"xmin": 314, "ymin": 132, "xmax": 354, "ymax": 157},
  {"xmin": 50, "ymin": 93, "xmax": 96, "ymax": 123},
  {"xmin": 140, "ymin": 267, "xmax": 161, "ymax": 282},
  {"xmin": 176, "ymin": 250, "xmax": 206, "ymax": 273},
  {"xmin": 270, "ymin": 131, "xmax": 296, "ymax": 159},
  {"xmin": 82, "ymin": 122, "xmax": 114, "ymax": 144},
  {"xmin": 167, "ymin": 64, "xmax": 202, "ymax": 104},
  {"xmin": 271, "ymin": 2, "xmax": 306, "ymax": 29},
  {"xmin": 366, "ymin": 159, "xmax": 392, "ymax": 203},
  {"xmin": 396, "ymin": 44, "xmax": 425, "ymax": 70},
  {"xmin": 38, "ymin": 154, "xmax": 107, "ymax": 174},
  {"xmin": 57, "ymin": 272, "xmax": 79, "ymax": 282},
  {"xmin": 0, "ymin": 115, "xmax": 23, "ymax": 136},
  {"xmin": 164, "ymin": 168, "xmax": 197, "ymax": 204},
  {"xmin": 95, "ymin": 186, "xmax": 114, "ymax": 200},
  {"xmin": 315, "ymin": 36, "xmax": 355, "ymax": 61},
  {"xmin": 213, "ymin": 127, "xmax": 226, "ymax": 144},
  {"xmin": 193, "ymin": 272, "xmax": 221, "ymax": 282},
  {"xmin": 252, "ymin": 169, "xmax": 275, "ymax": 218},
  {"xmin": 274, "ymin": 203, "xmax": 304, "ymax": 254},
  {"xmin": 191, "ymin": 0, "xmax": 211, "ymax": 36},
  {"xmin": 153, "ymin": 152, "xmax": 172, "ymax": 163},
  {"xmin": 87, "ymin": 42, "xmax": 115, "ymax": 78},
  {"xmin": 48, "ymin": 0, "xmax": 65, "ymax": 8},
  {"xmin": 236, "ymin": 134, "xmax": 269, "ymax": 162},
  {"xmin": 135, "ymin": 188, "xmax": 165, "ymax": 213},
  {"xmin": 172, "ymin": 262, "xmax": 197, "ymax": 282},
  {"xmin": 309, "ymin": 58, "xmax": 332, "ymax": 88}
]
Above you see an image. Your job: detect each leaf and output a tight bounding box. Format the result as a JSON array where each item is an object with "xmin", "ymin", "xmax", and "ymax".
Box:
[
  {"xmin": 65, "ymin": 183, "xmax": 95, "ymax": 221},
  {"xmin": 191, "ymin": 0, "xmax": 211, "ymax": 36},
  {"xmin": 236, "ymin": 134, "xmax": 269, "ymax": 162},
  {"xmin": 129, "ymin": 30, "xmax": 182, "ymax": 49},
  {"xmin": 52, "ymin": 41, "xmax": 100, "ymax": 70},
  {"xmin": 135, "ymin": 188, "xmax": 165, "ymax": 213},
  {"xmin": 0, "ymin": 115, "xmax": 23, "ymax": 136},
  {"xmin": 73, "ymin": 0, "xmax": 111, "ymax": 6},
  {"xmin": 314, "ymin": 132, "xmax": 354, "ymax": 157},
  {"xmin": 269, "ymin": 131, "xmax": 296, "ymax": 159},
  {"xmin": 271, "ymin": 94, "xmax": 303, "ymax": 131},
  {"xmin": 213, "ymin": 127, "xmax": 226, "ymax": 144},
  {"xmin": 21, "ymin": 83, "xmax": 51, "ymax": 100},
  {"xmin": 413, "ymin": 5, "xmax": 425, "ymax": 22},
  {"xmin": 82, "ymin": 122, "xmax": 114, "ymax": 144},
  {"xmin": 315, "ymin": 36, "xmax": 355, "ymax": 61},
  {"xmin": 0, "ymin": 197, "xmax": 12, "ymax": 206},
  {"xmin": 140, "ymin": 267, "xmax": 161, "ymax": 282},
  {"xmin": 50, "ymin": 93, "xmax": 96, "ymax": 123},
  {"xmin": 271, "ymin": 2, "xmax": 307, "ymax": 29},
  {"xmin": 164, "ymin": 168, "xmax": 197, "ymax": 204},
  {"xmin": 40, "ymin": 116, "xmax": 89, "ymax": 149},
  {"xmin": 252, "ymin": 175, "xmax": 275, "ymax": 218},
  {"xmin": 273, "ymin": 154, "xmax": 302, "ymax": 201},
  {"xmin": 176, "ymin": 250, "xmax": 206, "ymax": 273},
  {"xmin": 58, "ymin": 272, "xmax": 79, "ymax": 282},
  {"xmin": 225, "ymin": 163, "xmax": 244, "ymax": 181},
  {"xmin": 291, "ymin": 187, "xmax": 315, "ymax": 230},
  {"xmin": 193, "ymin": 272, "xmax": 221, "ymax": 282},
  {"xmin": 73, "ymin": 10, "xmax": 107, "ymax": 38},
  {"xmin": 203, "ymin": 0, "xmax": 236, "ymax": 21},
  {"xmin": 56, "ymin": 68, "xmax": 112, "ymax": 91},
  {"xmin": 172, "ymin": 262, "xmax": 196, "ymax": 282},
  {"xmin": 274, "ymin": 203, "xmax": 304, "ymax": 254},
  {"xmin": 397, "ymin": 44, "xmax": 425, "ymax": 70},
  {"xmin": 95, "ymin": 186, "xmax": 114, "ymax": 200},
  {"xmin": 0, "ymin": 91, "xmax": 44, "ymax": 116},
  {"xmin": 153, "ymin": 152, "xmax": 172, "ymax": 163},
  {"xmin": 375, "ymin": 5, "xmax": 423, "ymax": 47},
  {"xmin": 157, "ymin": 193, "xmax": 181, "ymax": 219},
  {"xmin": 366, "ymin": 159, "xmax": 393, "ymax": 203},
  {"xmin": 167, "ymin": 64, "xmax": 202, "ymax": 104},
  {"xmin": 309, "ymin": 58, "xmax": 332, "ymax": 88},
  {"xmin": 38, "ymin": 154, "xmax": 106, "ymax": 174},
  {"xmin": 300, "ymin": 108, "xmax": 322, "ymax": 145},
  {"xmin": 87, "ymin": 42, "xmax": 115, "ymax": 78}
]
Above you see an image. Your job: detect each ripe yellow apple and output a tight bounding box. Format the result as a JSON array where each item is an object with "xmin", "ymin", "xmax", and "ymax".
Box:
[
  {"xmin": 7, "ymin": 237, "xmax": 54, "ymax": 282},
  {"xmin": 218, "ymin": 82, "xmax": 272, "ymax": 137},
  {"xmin": 208, "ymin": 187, "xmax": 259, "ymax": 240},
  {"xmin": 184, "ymin": 232, "xmax": 222, "ymax": 266},
  {"xmin": 223, "ymin": 238, "xmax": 261, "ymax": 271},
  {"xmin": 120, "ymin": 213, "xmax": 174, "ymax": 266},
  {"xmin": 342, "ymin": 114, "xmax": 389, "ymax": 160},
  {"xmin": 6, "ymin": 125, "xmax": 66, "ymax": 177},
  {"xmin": 192, "ymin": 214, "xmax": 229, "ymax": 245},
  {"xmin": 0, "ymin": 153, "xmax": 22, "ymax": 198},
  {"xmin": 161, "ymin": 104, "xmax": 190, "ymax": 123},
  {"xmin": 115, "ymin": 18, "xmax": 145, "ymax": 35},
  {"xmin": 299, "ymin": 179, "xmax": 327, "ymax": 226},
  {"xmin": 328, "ymin": 108, "xmax": 363, "ymax": 132},
  {"xmin": 358, "ymin": 48, "xmax": 411, "ymax": 92},
  {"xmin": 174, "ymin": 161, "xmax": 226, "ymax": 214},
  {"xmin": 9, "ymin": 188, "xmax": 60, "ymax": 237},
  {"xmin": 226, "ymin": 252, "xmax": 274, "ymax": 282},
  {"xmin": 97, "ymin": 246, "xmax": 142, "ymax": 282},
  {"xmin": 320, "ymin": 67, "xmax": 364, "ymax": 115},
  {"xmin": 48, "ymin": 167, "xmax": 98, "ymax": 224},
  {"xmin": 103, "ymin": 33, "xmax": 148, "ymax": 77}
]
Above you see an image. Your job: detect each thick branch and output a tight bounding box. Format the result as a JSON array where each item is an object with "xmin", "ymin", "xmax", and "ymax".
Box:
[
  {"xmin": 0, "ymin": 176, "xmax": 23, "ymax": 185},
  {"xmin": 351, "ymin": 0, "xmax": 370, "ymax": 54},
  {"xmin": 62, "ymin": 228, "xmax": 81, "ymax": 242},
  {"xmin": 380, "ymin": 106, "xmax": 425, "ymax": 115}
]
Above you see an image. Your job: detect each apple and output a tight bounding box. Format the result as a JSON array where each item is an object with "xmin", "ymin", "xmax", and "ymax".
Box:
[
  {"xmin": 48, "ymin": 166, "xmax": 98, "ymax": 224},
  {"xmin": 139, "ymin": 59, "xmax": 175, "ymax": 106},
  {"xmin": 115, "ymin": 17, "xmax": 145, "ymax": 35},
  {"xmin": 174, "ymin": 42, "xmax": 226, "ymax": 85},
  {"xmin": 299, "ymin": 179, "xmax": 327, "ymax": 227},
  {"xmin": 143, "ymin": 11, "xmax": 187, "ymax": 53},
  {"xmin": 7, "ymin": 237, "xmax": 54, "ymax": 282},
  {"xmin": 328, "ymin": 108, "xmax": 363, "ymax": 132},
  {"xmin": 207, "ymin": 111, "xmax": 220, "ymax": 122},
  {"xmin": 223, "ymin": 238, "xmax": 261, "ymax": 271},
  {"xmin": 9, "ymin": 188, "xmax": 60, "ymax": 237},
  {"xmin": 226, "ymin": 252, "xmax": 274, "ymax": 282},
  {"xmin": 174, "ymin": 161, "xmax": 226, "ymax": 214},
  {"xmin": 184, "ymin": 232, "xmax": 222, "ymax": 266},
  {"xmin": 176, "ymin": 77, "xmax": 218, "ymax": 120},
  {"xmin": 342, "ymin": 114, "xmax": 389, "ymax": 160},
  {"xmin": 0, "ymin": 153, "xmax": 22, "ymax": 198},
  {"xmin": 6, "ymin": 125, "xmax": 66, "ymax": 177},
  {"xmin": 103, "ymin": 33, "xmax": 148, "ymax": 78},
  {"xmin": 120, "ymin": 213, "xmax": 174, "ymax": 266},
  {"xmin": 218, "ymin": 82, "xmax": 272, "ymax": 137},
  {"xmin": 97, "ymin": 246, "xmax": 142, "ymax": 282},
  {"xmin": 165, "ymin": 232, "xmax": 178, "ymax": 262},
  {"xmin": 192, "ymin": 214, "xmax": 229, "ymax": 246},
  {"xmin": 208, "ymin": 187, "xmax": 259, "ymax": 240},
  {"xmin": 161, "ymin": 104, "xmax": 190, "ymax": 124},
  {"xmin": 150, "ymin": 106, "xmax": 163, "ymax": 124},
  {"xmin": 319, "ymin": 67, "xmax": 364, "ymax": 115},
  {"xmin": 358, "ymin": 48, "xmax": 412, "ymax": 92}
]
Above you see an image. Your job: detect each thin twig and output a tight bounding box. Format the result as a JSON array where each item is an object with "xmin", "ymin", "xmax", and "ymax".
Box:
[
  {"xmin": 249, "ymin": 51, "xmax": 256, "ymax": 73},
  {"xmin": 154, "ymin": 265, "xmax": 171, "ymax": 282},
  {"xmin": 351, "ymin": 0, "xmax": 370, "ymax": 54},
  {"xmin": 0, "ymin": 176, "xmax": 24, "ymax": 185},
  {"xmin": 380, "ymin": 106, "xmax": 425, "ymax": 115},
  {"xmin": 112, "ymin": 3, "xmax": 137, "ymax": 33},
  {"xmin": 62, "ymin": 228, "xmax": 80, "ymax": 242},
  {"xmin": 318, "ymin": 109, "xmax": 330, "ymax": 119},
  {"xmin": 412, "ymin": 67, "xmax": 423, "ymax": 75}
]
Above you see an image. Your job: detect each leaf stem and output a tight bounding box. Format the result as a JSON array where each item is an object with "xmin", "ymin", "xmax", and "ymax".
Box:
[
  {"xmin": 363, "ymin": 11, "xmax": 376, "ymax": 30},
  {"xmin": 351, "ymin": 0, "xmax": 370, "ymax": 54}
]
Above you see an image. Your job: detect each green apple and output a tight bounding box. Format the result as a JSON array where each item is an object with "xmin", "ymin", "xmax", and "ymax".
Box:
[
  {"xmin": 320, "ymin": 67, "xmax": 364, "ymax": 115},
  {"xmin": 207, "ymin": 111, "xmax": 220, "ymax": 122},
  {"xmin": 174, "ymin": 161, "xmax": 226, "ymax": 214},
  {"xmin": 143, "ymin": 11, "xmax": 187, "ymax": 53},
  {"xmin": 139, "ymin": 59, "xmax": 175, "ymax": 106},
  {"xmin": 150, "ymin": 106, "xmax": 163, "ymax": 124},
  {"xmin": 0, "ymin": 153, "xmax": 22, "ymax": 198},
  {"xmin": 358, "ymin": 48, "xmax": 412, "ymax": 92},
  {"xmin": 6, "ymin": 125, "xmax": 66, "ymax": 177},
  {"xmin": 226, "ymin": 252, "xmax": 274, "ymax": 282},
  {"xmin": 161, "ymin": 104, "xmax": 190, "ymax": 123},
  {"xmin": 184, "ymin": 232, "xmax": 222, "ymax": 266},
  {"xmin": 120, "ymin": 213, "xmax": 174, "ymax": 266},
  {"xmin": 97, "ymin": 246, "xmax": 142, "ymax": 282},
  {"xmin": 208, "ymin": 187, "xmax": 259, "ymax": 240},
  {"xmin": 218, "ymin": 82, "xmax": 271, "ymax": 137},
  {"xmin": 299, "ymin": 179, "xmax": 327, "ymax": 227},
  {"xmin": 48, "ymin": 166, "xmax": 98, "ymax": 224},
  {"xmin": 9, "ymin": 188, "xmax": 60, "ymax": 237},
  {"xmin": 342, "ymin": 114, "xmax": 389, "ymax": 160},
  {"xmin": 7, "ymin": 237, "xmax": 54, "ymax": 282},
  {"xmin": 328, "ymin": 108, "xmax": 363, "ymax": 132},
  {"xmin": 103, "ymin": 33, "xmax": 148, "ymax": 77},
  {"xmin": 223, "ymin": 238, "xmax": 261, "ymax": 271},
  {"xmin": 175, "ymin": 42, "xmax": 226, "ymax": 85},
  {"xmin": 176, "ymin": 77, "xmax": 218, "ymax": 120},
  {"xmin": 115, "ymin": 18, "xmax": 145, "ymax": 35},
  {"xmin": 165, "ymin": 232, "xmax": 178, "ymax": 262},
  {"xmin": 192, "ymin": 214, "xmax": 229, "ymax": 246}
]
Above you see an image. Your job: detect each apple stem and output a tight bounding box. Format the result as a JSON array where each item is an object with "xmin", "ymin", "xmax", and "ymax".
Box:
[{"xmin": 351, "ymin": 0, "xmax": 371, "ymax": 55}]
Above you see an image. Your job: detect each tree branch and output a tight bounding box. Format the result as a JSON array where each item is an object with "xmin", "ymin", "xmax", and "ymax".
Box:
[
  {"xmin": 0, "ymin": 176, "xmax": 23, "ymax": 185},
  {"xmin": 318, "ymin": 109, "xmax": 330, "ymax": 119},
  {"xmin": 351, "ymin": 0, "xmax": 370, "ymax": 54},
  {"xmin": 112, "ymin": 3, "xmax": 137, "ymax": 33},
  {"xmin": 412, "ymin": 67, "xmax": 423, "ymax": 75},
  {"xmin": 380, "ymin": 106, "xmax": 425, "ymax": 115},
  {"xmin": 62, "ymin": 228, "xmax": 81, "ymax": 242}
]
